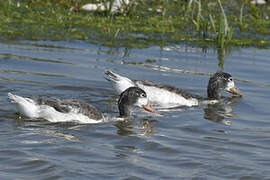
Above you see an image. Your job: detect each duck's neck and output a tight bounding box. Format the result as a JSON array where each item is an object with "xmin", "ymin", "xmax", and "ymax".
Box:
[
  {"xmin": 207, "ymin": 84, "xmax": 221, "ymax": 99},
  {"xmin": 118, "ymin": 99, "xmax": 132, "ymax": 117}
]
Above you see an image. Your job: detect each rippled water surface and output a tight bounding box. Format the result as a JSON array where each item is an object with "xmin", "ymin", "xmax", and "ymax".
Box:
[{"xmin": 0, "ymin": 40, "xmax": 270, "ymax": 179}]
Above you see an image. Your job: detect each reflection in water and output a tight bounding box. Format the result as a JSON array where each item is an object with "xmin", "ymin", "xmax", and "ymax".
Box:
[
  {"xmin": 114, "ymin": 118, "xmax": 156, "ymax": 136},
  {"xmin": 0, "ymin": 53, "xmax": 72, "ymax": 64},
  {"xmin": 21, "ymin": 129, "xmax": 81, "ymax": 143},
  {"xmin": 217, "ymin": 46, "xmax": 236, "ymax": 70},
  {"xmin": 114, "ymin": 145, "xmax": 144, "ymax": 161},
  {"xmin": 97, "ymin": 46, "xmax": 131, "ymax": 58},
  {"xmin": 204, "ymin": 96, "xmax": 241, "ymax": 126},
  {"xmin": 217, "ymin": 48, "xmax": 225, "ymax": 70},
  {"xmin": 2, "ymin": 40, "xmax": 270, "ymax": 179},
  {"xmin": 10, "ymin": 116, "xmax": 82, "ymax": 142},
  {"xmin": 113, "ymin": 119, "xmax": 155, "ymax": 160},
  {"xmin": 115, "ymin": 120, "xmax": 136, "ymax": 136}
]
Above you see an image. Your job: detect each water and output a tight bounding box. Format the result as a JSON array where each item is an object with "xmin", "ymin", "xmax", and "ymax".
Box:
[{"xmin": 0, "ymin": 40, "xmax": 270, "ymax": 179}]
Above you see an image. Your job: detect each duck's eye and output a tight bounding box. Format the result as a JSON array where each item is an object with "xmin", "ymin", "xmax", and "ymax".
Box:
[
  {"xmin": 228, "ymin": 78, "xmax": 233, "ymax": 81},
  {"xmin": 140, "ymin": 93, "xmax": 146, "ymax": 98}
]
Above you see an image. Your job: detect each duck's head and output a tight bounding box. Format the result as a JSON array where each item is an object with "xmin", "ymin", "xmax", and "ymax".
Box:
[
  {"xmin": 207, "ymin": 72, "xmax": 242, "ymax": 99},
  {"xmin": 118, "ymin": 87, "xmax": 157, "ymax": 117}
]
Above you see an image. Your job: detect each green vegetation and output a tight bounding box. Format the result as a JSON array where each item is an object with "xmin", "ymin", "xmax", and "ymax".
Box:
[{"xmin": 0, "ymin": 0, "xmax": 269, "ymax": 48}]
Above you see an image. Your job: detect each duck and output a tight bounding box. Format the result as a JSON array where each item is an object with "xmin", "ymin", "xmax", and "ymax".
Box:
[
  {"xmin": 8, "ymin": 87, "xmax": 157, "ymax": 124},
  {"xmin": 80, "ymin": 0, "xmax": 131, "ymax": 13},
  {"xmin": 250, "ymin": 0, "xmax": 267, "ymax": 5},
  {"xmin": 104, "ymin": 70, "xmax": 242, "ymax": 108}
]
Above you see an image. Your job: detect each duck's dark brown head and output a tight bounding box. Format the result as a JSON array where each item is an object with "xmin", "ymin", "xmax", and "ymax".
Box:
[
  {"xmin": 207, "ymin": 72, "xmax": 242, "ymax": 99},
  {"xmin": 118, "ymin": 87, "xmax": 157, "ymax": 117}
]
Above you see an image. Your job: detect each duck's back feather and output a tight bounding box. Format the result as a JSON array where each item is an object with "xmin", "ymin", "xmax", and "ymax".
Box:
[
  {"xmin": 8, "ymin": 93, "xmax": 103, "ymax": 123},
  {"xmin": 36, "ymin": 98, "xmax": 103, "ymax": 120},
  {"xmin": 134, "ymin": 80, "xmax": 202, "ymax": 100}
]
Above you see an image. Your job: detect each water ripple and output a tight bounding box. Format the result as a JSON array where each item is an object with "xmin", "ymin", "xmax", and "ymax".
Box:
[{"xmin": 0, "ymin": 40, "xmax": 270, "ymax": 179}]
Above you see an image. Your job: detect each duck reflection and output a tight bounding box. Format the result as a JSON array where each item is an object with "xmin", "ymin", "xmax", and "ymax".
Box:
[
  {"xmin": 10, "ymin": 116, "xmax": 83, "ymax": 142},
  {"xmin": 204, "ymin": 96, "xmax": 241, "ymax": 125},
  {"xmin": 114, "ymin": 118, "xmax": 157, "ymax": 136}
]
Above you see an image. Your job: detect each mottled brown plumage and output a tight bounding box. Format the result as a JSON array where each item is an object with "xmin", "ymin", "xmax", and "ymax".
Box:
[
  {"xmin": 37, "ymin": 98, "xmax": 103, "ymax": 120},
  {"xmin": 134, "ymin": 80, "xmax": 203, "ymax": 100}
]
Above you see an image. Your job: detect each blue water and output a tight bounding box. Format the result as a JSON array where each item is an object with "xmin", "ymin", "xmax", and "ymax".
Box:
[{"xmin": 0, "ymin": 40, "xmax": 270, "ymax": 179}]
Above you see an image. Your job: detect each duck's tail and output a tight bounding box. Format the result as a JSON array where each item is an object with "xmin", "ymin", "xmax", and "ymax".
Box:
[
  {"xmin": 9, "ymin": 93, "xmax": 29, "ymax": 103},
  {"xmin": 104, "ymin": 70, "xmax": 123, "ymax": 82},
  {"xmin": 8, "ymin": 93, "xmax": 39, "ymax": 118},
  {"xmin": 104, "ymin": 70, "xmax": 135, "ymax": 94}
]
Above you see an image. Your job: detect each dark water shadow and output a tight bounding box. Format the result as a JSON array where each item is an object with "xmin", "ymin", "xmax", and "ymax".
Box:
[
  {"xmin": 203, "ymin": 96, "xmax": 242, "ymax": 126},
  {"xmin": 7, "ymin": 113, "xmax": 98, "ymax": 142},
  {"xmin": 114, "ymin": 118, "xmax": 157, "ymax": 136}
]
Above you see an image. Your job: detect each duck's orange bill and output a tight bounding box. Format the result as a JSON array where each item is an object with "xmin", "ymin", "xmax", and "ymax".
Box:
[
  {"xmin": 142, "ymin": 101, "xmax": 159, "ymax": 114},
  {"xmin": 229, "ymin": 86, "xmax": 243, "ymax": 97}
]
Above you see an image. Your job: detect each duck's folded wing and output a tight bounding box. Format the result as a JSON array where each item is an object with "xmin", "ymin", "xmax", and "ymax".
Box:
[
  {"xmin": 37, "ymin": 98, "xmax": 103, "ymax": 120},
  {"xmin": 134, "ymin": 80, "xmax": 203, "ymax": 100}
]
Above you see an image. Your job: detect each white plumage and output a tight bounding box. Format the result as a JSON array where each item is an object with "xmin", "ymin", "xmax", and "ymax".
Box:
[
  {"xmin": 8, "ymin": 93, "xmax": 103, "ymax": 124},
  {"xmin": 104, "ymin": 70, "xmax": 199, "ymax": 108},
  {"xmin": 104, "ymin": 70, "xmax": 242, "ymax": 108}
]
